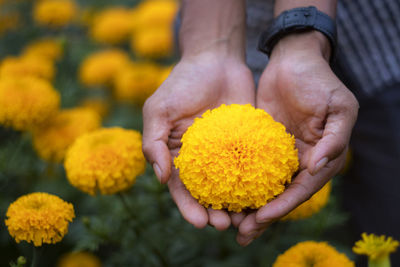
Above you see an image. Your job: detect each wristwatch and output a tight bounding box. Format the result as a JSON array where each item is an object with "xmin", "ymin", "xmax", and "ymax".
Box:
[{"xmin": 258, "ymin": 6, "xmax": 337, "ymax": 61}]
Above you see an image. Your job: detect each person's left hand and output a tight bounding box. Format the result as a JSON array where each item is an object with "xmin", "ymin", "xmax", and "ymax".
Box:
[{"xmin": 234, "ymin": 32, "xmax": 359, "ymax": 246}]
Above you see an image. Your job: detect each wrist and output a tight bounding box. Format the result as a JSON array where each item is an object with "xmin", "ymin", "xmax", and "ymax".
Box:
[
  {"xmin": 270, "ymin": 31, "xmax": 331, "ymax": 62},
  {"xmin": 180, "ymin": 49, "xmax": 247, "ymax": 67}
]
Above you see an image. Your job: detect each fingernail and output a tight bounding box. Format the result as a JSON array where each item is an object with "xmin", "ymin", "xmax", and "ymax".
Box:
[
  {"xmin": 314, "ymin": 157, "xmax": 328, "ymax": 174},
  {"xmin": 242, "ymin": 239, "xmax": 253, "ymax": 247},
  {"xmin": 247, "ymin": 231, "xmax": 257, "ymax": 238},
  {"xmin": 153, "ymin": 163, "xmax": 162, "ymax": 183}
]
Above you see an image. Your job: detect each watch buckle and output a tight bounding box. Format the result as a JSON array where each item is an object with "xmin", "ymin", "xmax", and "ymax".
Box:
[{"xmin": 282, "ymin": 6, "xmax": 317, "ymax": 30}]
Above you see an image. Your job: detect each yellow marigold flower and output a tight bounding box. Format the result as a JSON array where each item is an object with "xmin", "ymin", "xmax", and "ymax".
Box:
[
  {"xmin": 79, "ymin": 49, "xmax": 130, "ymax": 87},
  {"xmin": 131, "ymin": 26, "xmax": 174, "ymax": 59},
  {"xmin": 113, "ymin": 62, "xmax": 161, "ymax": 104},
  {"xmin": 132, "ymin": 0, "xmax": 178, "ymax": 30},
  {"xmin": 80, "ymin": 98, "xmax": 110, "ymax": 119},
  {"xmin": 57, "ymin": 251, "xmax": 101, "ymax": 267},
  {"xmin": 0, "ymin": 76, "xmax": 60, "ymax": 131},
  {"xmin": 273, "ymin": 241, "xmax": 355, "ymax": 267},
  {"xmin": 90, "ymin": 7, "xmax": 135, "ymax": 45},
  {"xmin": 353, "ymin": 233, "xmax": 399, "ymax": 261},
  {"xmin": 65, "ymin": 127, "xmax": 146, "ymax": 195},
  {"xmin": 23, "ymin": 38, "xmax": 63, "ymax": 62},
  {"xmin": 282, "ymin": 181, "xmax": 331, "ymax": 221},
  {"xmin": 5, "ymin": 192, "xmax": 75, "ymax": 247},
  {"xmin": 174, "ymin": 104, "xmax": 299, "ymax": 212},
  {"xmin": 33, "ymin": 108, "xmax": 101, "ymax": 163},
  {"xmin": 33, "ymin": 0, "xmax": 77, "ymax": 28},
  {"xmin": 0, "ymin": 55, "xmax": 55, "ymax": 80}
]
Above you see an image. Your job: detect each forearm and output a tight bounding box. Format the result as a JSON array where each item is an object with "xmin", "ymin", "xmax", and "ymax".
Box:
[{"xmin": 179, "ymin": 0, "xmax": 246, "ymax": 61}]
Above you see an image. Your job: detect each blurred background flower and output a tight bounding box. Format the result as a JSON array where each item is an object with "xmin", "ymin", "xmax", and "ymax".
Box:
[{"xmin": 0, "ymin": 0, "xmax": 378, "ymax": 266}]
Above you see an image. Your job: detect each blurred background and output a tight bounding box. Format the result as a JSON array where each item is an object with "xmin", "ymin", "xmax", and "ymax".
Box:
[{"xmin": 0, "ymin": 0, "xmax": 356, "ymax": 266}]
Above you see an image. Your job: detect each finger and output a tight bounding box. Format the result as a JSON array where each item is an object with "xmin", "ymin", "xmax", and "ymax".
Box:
[
  {"xmin": 236, "ymin": 228, "xmax": 265, "ymax": 247},
  {"xmin": 236, "ymin": 213, "xmax": 269, "ymax": 246},
  {"xmin": 230, "ymin": 212, "xmax": 246, "ymax": 228},
  {"xmin": 308, "ymin": 90, "xmax": 358, "ymax": 175},
  {"xmin": 167, "ymin": 137, "xmax": 182, "ymax": 150},
  {"xmin": 256, "ymin": 154, "xmax": 344, "ymax": 224},
  {"xmin": 168, "ymin": 168, "xmax": 208, "ymax": 229},
  {"xmin": 207, "ymin": 208, "xmax": 231, "ymax": 231},
  {"xmin": 142, "ymin": 101, "xmax": 172, "ymax": 183}
]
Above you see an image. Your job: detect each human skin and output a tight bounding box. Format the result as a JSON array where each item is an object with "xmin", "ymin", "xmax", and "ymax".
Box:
[
  {"xmin": 233, "ymin": 0, "xmax": 359, "ymax": 247},
  {"xmin": 142, "ymin": 0, "xmax": 255, "ymax": 230},
  {"xmin": 235, "ymin": 31, "xmax": 359, "ymax": 246},
  {"xmin": 142, "ymin": 0, "xmax": 359, "ymax": 245}
]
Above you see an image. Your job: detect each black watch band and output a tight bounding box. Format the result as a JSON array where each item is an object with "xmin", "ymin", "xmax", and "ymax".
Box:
[{"xmin": 258, "ymin": 6, "xmax": 337, "ymax": 61}]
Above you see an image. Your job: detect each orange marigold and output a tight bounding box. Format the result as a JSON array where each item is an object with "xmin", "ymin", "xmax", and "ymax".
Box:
[
  {"xmin": 282, "ymin": 181, "xmax": 331, "ymax": 221},
  {"xmin": 273, "ymin": 241, "xmax": 354, "ymax": 267},
  {"xmin": 174, "ymin": 104, "xmax": 299, "ymax": 212},
  {"xmin": 90, "ymin": 7, "xmax": 135, "ymax": 45},
  {"xmin": 33, "ymin": 0, "xmax": 77, "ymax": 28},
  {"xmin": 131, "ymin": 26, "xmax": 174, "ymax": 59},
  {"xmin": 79, "ymin": 49, "xmax": 130, "ymax": 87},
  {"xmin": 113, "ymin": 62, "xmax": 161, "ymax": 104},
  {"xmin": 0, "ymin": 76, "xmax": 60, "ymax": 130},
  {"xmin": 5, "ymin": 192, "xmax": 75, "ymax": 246},
  {"xmin": 57, "ymin": 251, "xmax": 101, "ymax": 267},
  {"xmin": 0, "ymin": 55, "xmax": 55, "ymax": 80},
  {"xmin": 33, "ymin": 108, "xmax": 101, "ymax": 162},
  {"xmin": 65, "ymin": 127, "xmax": 146, "ymax": 195}
]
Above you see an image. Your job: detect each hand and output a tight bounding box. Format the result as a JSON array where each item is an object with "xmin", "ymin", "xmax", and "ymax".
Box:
[
  {"xmin": 142, "ymin": 53, "xmax": 255, "ymax": 230},
  {"xmin": 235, "ymin": 32, "xmax": 359, "ymax": 246}
]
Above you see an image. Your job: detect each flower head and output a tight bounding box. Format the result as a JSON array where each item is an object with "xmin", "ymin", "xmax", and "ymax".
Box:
[
  {"xmin": 131, "ymin": 26, "xmax": 173, "ymax": 59},
  {"xmin": 282, "ymin": 181, "xmax": 331, "ymax": 221},
  {"xmin": 5, "ymin": 192, "xmax": 75, "ymax": 247},
  {"xmin": 33, "ymin": 108, "xmax": 101, "ymax": 162},
  {"xmin": 0, "ymin": 55, "xmax": 55, "ymax": 80},
  {"xmin": 273, "ymin": 241, "xmax": 355, "ymax": 267},
  {"xmin": 113, "ymin": 62, "xmax": 161, "ymax": 104},
  {"xmin": 353, "ymin": 233, "xmax": 399, "ymax": 261},
  {"xmin": 65, "ymin": 127, "xmax": 146, "ymax": 195},
  {"xmin": 23, "ymin": 38, "xmax": 64, "ymax": 62},
  {"xmin": 33, "ymin": 0, "xmax": 77, "ymax": 28},
  {"xmin": 0, "ymin": 76, "xmax": 60, "ymax": 130},
  {"xmin": 132, "ymin": 0, "xmax": 178, "ymax": 30},
  {"xmin": 79, "ymin": 49, "xmax": 130, "ymax": 87},
  {"xmin": 174, "ymin": 104, "xmax": 299, "ymax": 212},
  {"xmin": 90, "ymin": 7, "xmax": 134, "ymax": 45},
  {"xmin": 57, "ymin": 251, "xmax": 101, "ymax": 267}
]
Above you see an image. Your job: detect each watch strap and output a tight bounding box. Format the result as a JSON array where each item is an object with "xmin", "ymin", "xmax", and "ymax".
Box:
[{"xmin": 258, "ymin": 6, "xmax": 337, "ymax": 61}]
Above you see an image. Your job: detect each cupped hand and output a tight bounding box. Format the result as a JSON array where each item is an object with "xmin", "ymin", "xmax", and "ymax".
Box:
[
  {"xmin": 142, "ymin": 53, "xmax": 255, "ymax": 230},
  {"xmin": 235, "ymin": 32, "xmax": 359, "ymax": 246}
]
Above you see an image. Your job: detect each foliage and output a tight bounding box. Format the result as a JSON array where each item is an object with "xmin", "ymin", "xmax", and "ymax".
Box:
[{"xmin": 0, "ymin": 0, "xmax": 356, "ymax": 266}]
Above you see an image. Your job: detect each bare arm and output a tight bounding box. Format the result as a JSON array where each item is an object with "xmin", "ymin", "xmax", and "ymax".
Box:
[
  {"xmin": 235, "ymin": 0, "xmax": 358, "ymax": 246},
  {"xmin": 142, "ymin": 0, "xmax": 254, "ymax": 230}
]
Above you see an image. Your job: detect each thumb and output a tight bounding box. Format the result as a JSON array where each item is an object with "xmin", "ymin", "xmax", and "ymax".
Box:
[
  {"xmin": 142, "ymin": 102, "xmax": 171, "ymax": 184},
  {"xmin": 308, "ymin": 90, "xmax": 358, "ymax": 175}
]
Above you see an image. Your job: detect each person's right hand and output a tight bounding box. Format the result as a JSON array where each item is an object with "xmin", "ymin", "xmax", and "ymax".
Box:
[{"xmin": 142, "ymin": 53, "xmax": 255, "ymax": 230}]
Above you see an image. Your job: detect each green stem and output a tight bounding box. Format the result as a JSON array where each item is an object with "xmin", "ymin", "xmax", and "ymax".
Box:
[
  {"xmin": 118, "ymin": 193, "xmax": 169, "ymax": 267},
  {"xmin": 369, "ymin": 256, "xmax": 391, "ymax": 267},
  {"xmin": 30, "ymin": 246, "xmax": 38, "ymax": 267}
]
